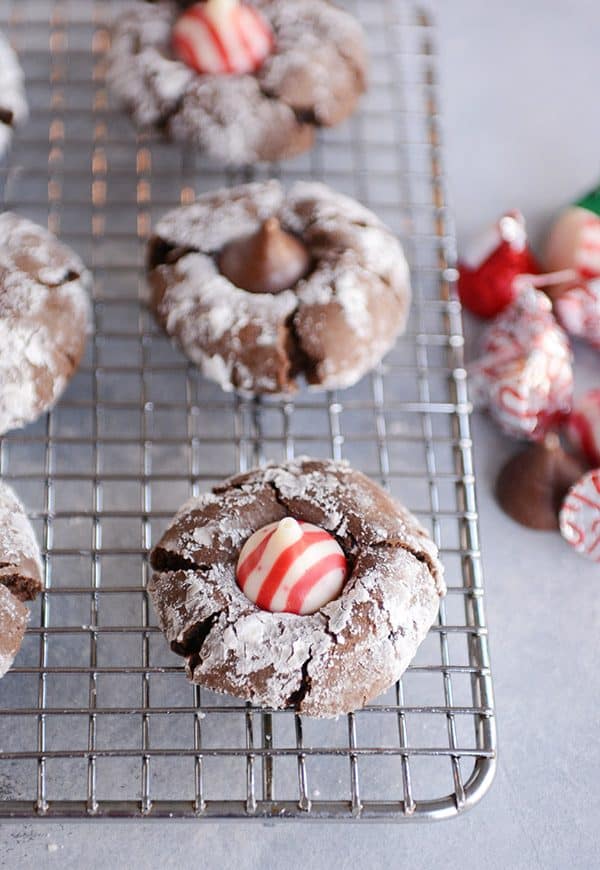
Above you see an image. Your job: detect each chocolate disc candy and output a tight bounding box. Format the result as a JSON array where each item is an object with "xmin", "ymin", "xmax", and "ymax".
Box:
[
  {"xmin": 495, "ymin": 434, "xmax": 587, "ymax": 530},
  {"xmin": 218, "ymin": 217, "xmax": 311, "ymax": 294}
]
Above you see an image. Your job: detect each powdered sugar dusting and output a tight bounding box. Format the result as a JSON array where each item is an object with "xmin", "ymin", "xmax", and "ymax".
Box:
[
  {"xmin": 155, "ymin": 180, "xmax": 284, "ymax": 253},
  {"xmin": 0, "ymin": 482, "xmax": 38, "ymax": 679},
  {"xmin": 0, "ymin": 31, "xmax": 28, "ymax": 159},
  {"xmin": 0, "ymin": 583, "xmax": 28, "ymax": 678},
  {"xmin": 0, "ymin": 482, "xmax": 43, "ymax": 583},
  {"xmin": 106, "ymin": 2, "xmax": 194, "ymax": 127},
  {"xmin": 0, "ymin": 213, "xmax": 92, "ymax": 436},
  {"xmin": 169, "ymin": 73, "xmax": 313, "ymax": 165},
  {"xmin": 256, "ymin": 0, "xmax": 367, "ymax": 126}
]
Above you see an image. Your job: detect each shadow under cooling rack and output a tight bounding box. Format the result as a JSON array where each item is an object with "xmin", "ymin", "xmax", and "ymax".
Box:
[{"xmin": 0, "ymin": 0, "xmax": 496, "ymax": 820}]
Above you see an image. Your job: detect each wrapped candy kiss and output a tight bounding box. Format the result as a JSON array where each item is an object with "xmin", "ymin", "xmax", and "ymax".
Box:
[{"xmin": 469, "ymin": 280, "xmax": 573, "ymax": 441}]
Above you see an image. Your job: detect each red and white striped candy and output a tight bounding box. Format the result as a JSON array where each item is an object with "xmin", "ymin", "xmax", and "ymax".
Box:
[
  {"xmin": 236, "ymin": 518, "xmax": 347, "ymax": 616},
  {"xmin": 469, "ymin": 287, "xmax": 574, "ymax": 440},
  {"xmin": 565, "ymin": 389, "xmax": 600, "ymax": 467},
  {"xmin": 172, "ymin": 0, "xmax": 274, "ymax": 76},
  {"xmin": 554, "ymin": 278, "xmax": 600, "ymax": 351},
  {"xmin": 559, "ymin": 469, "xmax": 600, "ymax": 563}
]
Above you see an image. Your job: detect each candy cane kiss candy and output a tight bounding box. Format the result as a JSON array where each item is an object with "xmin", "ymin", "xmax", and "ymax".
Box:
[
  {"xmin": 469, "ymin": 287, "xmax": 574, "ymax": 440},
  {"xmin": 553, "ymin": 276, "xmax": 600, "ymax": 351},
  {"xmin": 172, "ymin": 0, "xmax": 274, "ymax": 76},
  {"xmin": 559, "ymin": 469, "xmax": 600, "ymax": 563},
  {"xmin": 236, "ymin": 518, "xmax": 347, "ymax": 615}
]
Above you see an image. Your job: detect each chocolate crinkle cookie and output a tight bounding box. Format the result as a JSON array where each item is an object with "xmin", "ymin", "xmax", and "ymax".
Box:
[
  {"xmin": 148, "ymin": 180, "xmax": 411, "ymax": 394},
  {"xmin": 150, "ymin": 458, "xmax": 445, "ymax": 718},
  {"xmin": 0, "ymin": 482, "xmax": 43, "ymax": 677},
  {"xmin": 106, "ymin": 0, "xmax": 367, "ymax": 165},
  {"xmin": 0, "ymin": 31, "xmax": 28, "ymax": 159},
  {"xmin": 0, "ymin": 213, "xmax": 92, "ymax": 436}
]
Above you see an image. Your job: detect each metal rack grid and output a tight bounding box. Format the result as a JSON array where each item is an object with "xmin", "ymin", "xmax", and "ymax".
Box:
[{"xmin": 0, "ymin": 0, "xmax": 496, "ymax": 820}]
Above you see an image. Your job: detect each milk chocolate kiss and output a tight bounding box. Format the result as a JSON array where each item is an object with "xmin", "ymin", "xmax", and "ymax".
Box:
[
  {"xmin": 218, "ymin": 217, "xmax": 311, "ymax": 294},
  {"xmin": 495, "ymin": 433, "xmax": 587, "ymax": 530}
]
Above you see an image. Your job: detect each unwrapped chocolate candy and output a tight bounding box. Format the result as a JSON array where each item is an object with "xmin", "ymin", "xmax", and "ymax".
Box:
[
  {"xmin": 219, "ymin": 217, "xmax": 311, "ymax": 295},
  {"xmin": 495, "ymin": 434, "xmax": 587, "ymax": 530}
]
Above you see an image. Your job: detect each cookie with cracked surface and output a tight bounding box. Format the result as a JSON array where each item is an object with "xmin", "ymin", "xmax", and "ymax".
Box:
[
  {"xmin": 0, "ymin": 212, "xmax": 92, "ymax": 436},
  {"xmin": 0, "ymin": 584, "xmax": 28, "ymax": 678},
  {"xmin": 0, "ymin": 482, "xmax": 43, "ymax": 677},
  {"xmin": 0, "ymin": 481, "xmax": 43, "ymax": 602},
  {"xmin": 106, "ymin": 0, "xmax": 367, "ymax": 165},
  {"xmin": 147, "ymin": 180, "xmax": 411, "ymax": 394},
  {"xmin": 0, "ymin": 31, "xmax": 28, "ymax": 160},
  {"xmin": 149, "ymin": 457, "xmax": 445, "ymax": 718}
]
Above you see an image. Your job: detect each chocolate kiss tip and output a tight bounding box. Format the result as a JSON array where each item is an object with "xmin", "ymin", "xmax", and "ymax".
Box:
[
  {"xmin": 495, "ymin": 438, "xmax": 587, "ymax": 531},
  {"xmin": 218, "ymin": 217, "xmax": 311, "ymax": 295}
]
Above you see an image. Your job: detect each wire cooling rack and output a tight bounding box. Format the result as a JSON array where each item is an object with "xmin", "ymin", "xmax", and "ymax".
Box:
[{"xmin": 0, "ymin": 0, "xmax": 496, "ymax": 820}]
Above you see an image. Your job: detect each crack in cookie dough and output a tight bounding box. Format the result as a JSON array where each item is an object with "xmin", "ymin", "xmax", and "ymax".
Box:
[
  {"xmin": 107, "ymin": 0, "xmax": 367, "ymax": 165},
  {"xmin": 147, "ymin": 180, "xmax": 411, "ymax": 395},
  {"xmin": 149, "ymin": 458, "xmax": 445, "ymax": 717},
  {"xmin": 0, "ymin": 483, "xmax": 43, "ymax": 677},
  {"xmin": 0, "ymin": 483, "xmax": 43, "ymax": 603}
]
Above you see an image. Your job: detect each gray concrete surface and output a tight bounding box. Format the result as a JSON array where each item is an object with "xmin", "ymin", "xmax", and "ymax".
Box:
[{"xmin": 2, "ymin": 1, "xmax": 599, "ymax": 867}]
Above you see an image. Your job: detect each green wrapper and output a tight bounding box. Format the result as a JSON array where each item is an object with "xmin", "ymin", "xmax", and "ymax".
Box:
[{"xmin": 575, "ymin": 184, "xmax": 600, "ymax": 216}]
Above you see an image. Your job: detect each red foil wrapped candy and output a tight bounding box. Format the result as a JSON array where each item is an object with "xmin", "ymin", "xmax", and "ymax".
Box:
[{"xmin": 458, "ymin": 210, "xmax": 540, "ymax": 318}]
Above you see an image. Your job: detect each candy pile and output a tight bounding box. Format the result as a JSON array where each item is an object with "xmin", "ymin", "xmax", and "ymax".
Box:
[{"xmin": 461, "ymin": 185, "xmax": 599, "ymax": 560}]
